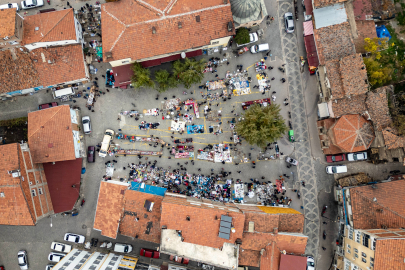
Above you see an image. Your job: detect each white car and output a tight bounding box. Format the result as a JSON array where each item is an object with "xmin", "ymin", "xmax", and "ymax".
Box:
[
  {"xmin": 46, "ymin": 265, "xmax": 54, "ymax": 270},
  {"xmin": 114, "ymin": 243, "xmax": 133, "ymax": 253},
  {"xmin": 64, "ymin": 233, "xmax": 85, "ymax": 244},
  {"xmin": 307, "ymin": 256, "xmax": 315, "ymax": 270},
  {"xmin": 347, "ymin": 152, "xmax": 367, "ymax": 161},
  {"xmin": 18, "ymin": 250, "xmax": 28, "ymax": 270},
  {"xmin": 0, "ymin": 3, "xmax": 19, "ymax": 11},
  {"xmin": 236, "ymin": 32, "xmax": 258, "ymax": 47},
  {"xmin": 326, "ymin": 165, "xmax": 347, "ymax": 174},
  {"xmin": 21, "ymin": 0, "xmax": 43, "ymax": 9},
  {"xmin": 284, "ymin": 12, "xmax": 295, "ymax": 33},
  {"xmin": 82, "ymin": 116, "xmax": 91, "ymax": 134},
  {"xmin": 48, "ymin": 252, "xmax": 65, "ymax": 263},
  {"xmin": 51, "ymin": 242, "xmax": 72, "ymax": 253},
  {"xmin": 250, "ymin": 43, "xmax": 270, "ymax": 53}
]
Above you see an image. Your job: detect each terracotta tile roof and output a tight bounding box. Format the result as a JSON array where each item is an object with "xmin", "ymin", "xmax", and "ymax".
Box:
[
  {"xmin": 160, "ymin": 195, "xmax": 245, "ymax": 249},
  {"xmin": 31, "ymin": 45, "xmax": 87, "ymax": 87},
  {"xmin": 28, "ymin": 105, "xmax": 76, "ymax": 163},
  {"xmin": 374, "ymin": 238, "xmax": 405, "ymax": 270},
  {"xmin": 278, "ymin": 254, "xmax": 307, "ymax": 270},
  {"xmin": 366, "ymin": 86, "xmax": 392, "ymax": 131},
  {"xmin": 0, "ymin": 48, "xmax": 40, "ymax": 94},
  {"xmin": 93, "ymin": 181, "xmax": 128, "ymax": 239},
  {"xmin": 238, "ymin": 249, "xmax": 260, "ymax": 267},
  {"xmin": 349, "ymin": 179, "xmax": 405, "ymax": 229},
  {"xmin": 314, "ymin": 22, "xmax": 356, "ymax": 65},
  {"xmin": 101, "ymin": 0, "xmax": 235, "ymax": 62},
  {"xmin": 382, "ymin": 127, "xmax": 405, "ymax": 149},
  {"xmin": 354, "ymin": 20, "xmax": 377, "ymax": 53},
  {"xmin": 331, "ymin": 94, "xmax": 367, "ymax": 117},
  {"xmin": 0, "ymin": 8, "xmax": 16, "ymax": 38},
  {"xmin": 353, "ymin": 0, "xmax": 373, "ymax": 20},
  {"xmin": 119, "ymin": 190, "xmax": 163, "ymax": 244},
  {"xmin": 313, "ymin": 0, "xmax": 347, "ymax": 8},
  {"xmin": 22, "ymin": 9, "xmax": 77, "ymax": 45},
  {"xmin": 325, "ymin": 60, "xmax": 344, "ymax": 99},
  {"xmin": 370, "ymin": 0, "xmax": 395, "ymax": 20},
  {"xmin": 0, "ymin": 144, "xmax": 35, "ymax": 226},
  {"xmin": 330, "ymin": 114, "xmax": 374, "ymax": 152},
  {"xmin": 340, "ymin": 54, "xmax": 368, "ymax": 96},
  {"xmin": 260, "ymin": 243, "xmax": 279, "ymax": 270}
]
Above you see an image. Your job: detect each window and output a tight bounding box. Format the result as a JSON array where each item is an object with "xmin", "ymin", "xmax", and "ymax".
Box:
[
  {"xmin": 31, "ymin": 189, "xmax": 37, "ymax": 197},
  {"xmin": 211, "ymin": 41, "xmax": 219, "ymax": 45},
  {"xmin": 354, "ymin": 253, "xmax": 359, "ymax": 258},
  {"xmin": 371, "ymin": 239, "xmax": 376, "ymax": 250},
  {"xmin": 362, "ymin": 258, "xmax": 367, "ymax": 263},
  {"xmin": 354, "ymin": 248, "xmax": 358, "ymax": 253},
  {"xmin": 362, "ymin": 252, "xmax": 367, "ymax": 258},
  {"xmin": 0, "ymin": 192, "xmax": 4, "ymax": 198},
  {"xmin": 38, "ymin": 188, "xmax": 43, "ymax": 195},
  {"xmin": 370, "ymin": 262, "xmax": 374, "ymax": 267},
  {"xmin": 363, "ymin": 234, "xmax": 370, "ymax": 247},
  {"xmin": 348, "ymin": 227, "xmax": 354, "ymax": 240},
  {"xmin": 370, "ymin": 257, "xmax": 374, "ymax": 262},
  {"xmin": 355, "ymin": 230, "xmax": 361, "ymax": 243},
  {"xmin": 22, "ymin": 176, "xmax": 24, "ymax": 181},
  {"xmin": 347, "ymin": 244, "xmax": 351, "ymax": 249},
  {"xmin": 347, "ymin": 249, "xmax": 351, "ymax": 254}
]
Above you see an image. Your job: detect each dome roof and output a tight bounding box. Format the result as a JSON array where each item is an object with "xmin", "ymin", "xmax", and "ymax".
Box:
[{"xmin": 230, "ymin": 0, "xmax": 262, "ymax": 25}]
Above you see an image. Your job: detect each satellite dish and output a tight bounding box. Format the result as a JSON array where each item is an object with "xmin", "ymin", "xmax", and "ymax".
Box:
[{"xmin": 181, "ymin": 52, "xmax": 186, "ymax": 58}]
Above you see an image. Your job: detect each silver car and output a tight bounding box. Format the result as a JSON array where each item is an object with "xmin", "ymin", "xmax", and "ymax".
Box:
[
  {"xmin": 21, "ymin": 0, "xmax": 43, "ymax": 9},
  {"xmin": 347, "ymin": 152, "xmax": 367, "ymax": 161},
  {"xmin": 284, "ymin": 12, "xmax": 295, "ymax": 33},
  {"xmin": 18, "ymin": 250, "xmax": 28, "ymax": 270}
]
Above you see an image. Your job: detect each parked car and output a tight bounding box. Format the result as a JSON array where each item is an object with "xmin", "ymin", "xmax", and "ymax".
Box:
[
  {"xmin": 0, "ymin": 3, "xmax": 19, "ymax": 11},
  {"xmin": 325, "ymin": 154, "xmax": 346, "ymax": 163},
  {"xmin": 285, "ymin": 156, "xmax": 298, "ymax": 166},
  {"xmin": 21, "ymin": 0, "xmax": 43, "ymax": 9},
  {"xmin": 114, "ymin": 243, "xmax": 133, "ymax": 253},
  {"xmin": 140, "ymin": 248, "xmax": 160, "ymax": 258},
  {"xmin": 347, "ymin": 152, "xmax": 367, "ymax": 161},
  {"xmin": 87, "ymin": 146, "xmax": 95, "ymax": 163},
  {"xmin": 307, "ymin": 256, "xmax": 315, "ymax": 270},
  {"xmin": 82, "ymin": 116, "xmax": 91, "ymax": 134},
  {"xmin": 39, "ymin": 102, "xmax": 58, "ymax": 110},
  {"xmin": 326, "ymin": 165, "xmax": 347, "ymax": 174},
  {"xmin": 99, "ymin": 129, "xmax": 115, "ymax": 157},
  {"xmin": 45, "ymin": 265, "xmax": 54, "ymax": 270},
  {"xmin": 48, "ymin": 252, "xmax": 65, "ymax": 263},
  {"xmin": 17, "ymin": 250, "xmax": 28, "ymax": 270},
  {"xmin": 64, "ymin": 233, "xmax": 85, "ymax": 244},
  {"xmin": 51, "ymin": 242, "xmax": 72, "ymax": 253},
  {"xmin": 284, "ymin": 12, "xmax": 295, "ymax": 33},
  {"xmin": 250, "ymin": 43, "xmax": 269, "ymax": 53},
  {"xmin": 0, "ymin": 265, "xmax": 4, "ymax": 270},
  {"xmin": 170, "ymin": 255, "xmax": 189, "ymax": 265},
  {"xmin": 236, "ymin": 32, "xmax": 258, "ymax": 47}
]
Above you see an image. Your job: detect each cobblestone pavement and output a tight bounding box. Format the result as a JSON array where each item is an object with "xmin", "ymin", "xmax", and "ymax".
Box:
[{"xmin": 277, "ymin": 0, "xmax": 320, "ymax": 257}]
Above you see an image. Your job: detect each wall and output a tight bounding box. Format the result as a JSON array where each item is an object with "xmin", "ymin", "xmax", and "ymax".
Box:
[
  {"xmin": 25, "ymin": 40, "xmax": 78, "ymax": 51},
  {"xmin": 208, "ymin": 36, "xmax": 232, "ymax": 48},
  {"xmin": 74, "ymin": 16, "xmax": 83, "ymax": 44},
  {"xmin": 343, "ymin": 226, "xmax": 375, "ymax": 269}
]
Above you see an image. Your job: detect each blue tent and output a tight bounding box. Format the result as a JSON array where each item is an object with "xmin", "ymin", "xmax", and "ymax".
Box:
[{"xmin": 376, "ymin": 25, "xmax": 391, "ymax": 40}]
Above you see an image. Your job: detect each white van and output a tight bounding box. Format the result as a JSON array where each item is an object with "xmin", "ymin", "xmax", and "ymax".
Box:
[
  {"xmin": 52, "ymin": 87, "xmax": 75, "ymax": 99},
  {"xmin": 114, "ymin": 243, "xmax": 132, "ymax": 253},
  {"xmin": 250, "ymin": 43, "xmax": 269, "ymax": 53},
  {"xmin": 326, "ymin": 165, "xmax": 347, "ymax": 174},
  {"xmin": 99, "ymin": 129, "xmax": 115, "ymax": 157},
  {"xmin": 0, "ymin": 3, "xmax": 19, "ymax": 11}
]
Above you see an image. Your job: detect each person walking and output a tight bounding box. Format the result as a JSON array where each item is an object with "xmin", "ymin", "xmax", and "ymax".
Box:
[{"xmin": 281, "ymin": 78, "xmax": 286, "ymax": 83}]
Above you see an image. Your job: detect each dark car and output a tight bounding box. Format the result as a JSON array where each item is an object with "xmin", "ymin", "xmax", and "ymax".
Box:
[
  {"xmin": 326, "ymin": 154, "xmax": 346, "ymax": 163},
  {"xmin": 39, "ymin": 102, "xmax": 58, "ymax": 110},
  {"xmin": 140, "ymin": 248, "xmax": 160, "ymax": 258},
  {"xmin": 87, "ymin": 146, "xmax": 95, "ymax": 163}
]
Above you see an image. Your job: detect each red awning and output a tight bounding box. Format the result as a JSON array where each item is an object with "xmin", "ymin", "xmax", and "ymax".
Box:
[
  {"xmin": 304, "ymin": 35, "xmax": 319, "ymax": 68},
  {"xmin": 141, "ymin": 58, "xmax": 162, "ymax": 68},
  {"xmin": 304, "ymin": 0, "xmax": 313, "ymax": 16},
  {"xmin": 186, "ymin": 50, "xmax": 203, "ymax": 58},
  {"xmin": 141, "ymin": 49, "xmax": 203, "ymax": 67},
  {"xmin": 160, "ymin": 54, "xmax": 182, "ymax": 63},
  {"xmin": 111, "ymin": 63, "xmax": 133, "ymax": 87},
  {"xmin": 303, "ymin": 21, "xmax": 314, "ymax": 36}
]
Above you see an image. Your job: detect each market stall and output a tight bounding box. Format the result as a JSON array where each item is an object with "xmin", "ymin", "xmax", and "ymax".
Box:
[
  {"xmin": 242, "ymin": 98, "xmax": 271, "ymax": 110},
  {"xmin": 143, "ymin": 108, "xmax": 159, "ymax": 116},
  {"xmin": 171, "ymin": 121, "xmax": 186, "ymax": 132},
  {"xmin": 213, "ymin": 143, "xmax": 232, "ymax": 163},
  {"xmin": 187, "ymin": 125, "xmax": 204, "ymax": 134},
  {"xmin": 256, "ymin": 73, "xmax": 270, "ymax": 93},
  {"xmin": 226, "ymin": 71, "xmax": 251, "ymax": 96},
  {"xmin": 255, "ymin": 59, "xmax": 267, "ymax": 72},
  {"xmin": 184, "ymin": 99, "xmax": 200, "ymax": 118},
  {"xmin": 206, "ymin": 79, "xmax": 226, "ymax": 91}
]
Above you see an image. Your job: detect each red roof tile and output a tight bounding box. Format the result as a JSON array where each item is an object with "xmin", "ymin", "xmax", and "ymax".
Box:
[
  {"xmin": 238, "ymin": 249, "xmax": 260, "ymax": 267},
  {"xmin": 0, "ymin": 143, "xmax": 35, "ymax": 226},
  {"xmin": 350, "ymin": 179, "xmax": 405, "ymax": 229},
  {"xmin": 160, "ymin": 195, "xmax": 245, "ymax": 248},
  {"xmin": 278, "ymin": 254, "xmax": 307, "ymax": 270},
  {"xmin": 353, "ymin": 0, "xmax": 373, "ymax": 20},
  {"xmin": 314, "ymin": 22, "xmax": 356, "ymax": 65},
  {"xmin": 101, "ymin": 0, "xmax": 235, "ymax": 62},
  {"xmin": 330, "ymin": 114, "xmax": 374, "ymax": 152},
  {"xmin": 119, "ymin": 190, "xmax": 163, "ymax": 244},
  {"xmin": 313, "ymin": 0, "xmax": 347, "ymax": 8},
  {"xmin": 354, "ymin": 20, "xmax": 377, "ymax": 53},
  {"xmin": 43, "ymin": 158, "xmax": 82, "ymax": 213},
  {"xmin": 93, "ymin": 181, "xmax": 128, "ymax": 239},
  {"xmin": 366, "ymin": 86, "xmax": 392, "ymax": 131},
  {"xmin": 374, "ymin": 238, "xmax": 405, "ymax": 270},
  {"xmin": 340, "ymin": 54, "xmax": 368, "ymax": 96},
  {"xmin": 0, "ymin": 8, "xmax": 16, "ymax": 38},
  {"xmin": 331, "ymin": 94, "xmax": 367, "ymax": 117},
  {"xmin": 382, "ymin": 127, "xmax": 405, "ymax": 149},
  {"xmin": 22, "ymin": 9, "xmax": 77, "ymax": 45},
  {"xmin": 28, "ymin": 105, "xmax": 76, "ymax": 163},
  {"xmin": 325, "ymin": 60, "xmax": 344, "ymax": 99}
]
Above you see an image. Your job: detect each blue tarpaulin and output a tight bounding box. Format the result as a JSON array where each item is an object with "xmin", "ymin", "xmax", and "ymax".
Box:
[
  {"xmin": 376, "ymin": 25, "xmax": 391, "ymax": 40},
  {"xmin": 130, "ymin": 182, "xmax": 167, "ymax": 196}
]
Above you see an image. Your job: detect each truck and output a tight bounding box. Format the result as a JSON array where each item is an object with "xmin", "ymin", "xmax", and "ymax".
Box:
[{"xmin": 99, "ymin": 129, "xmax": 115, "ymax": 157}]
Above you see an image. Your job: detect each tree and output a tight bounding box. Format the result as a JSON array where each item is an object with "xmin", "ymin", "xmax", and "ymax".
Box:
[
  {"xmin": 154, "ymin": 69, "xmax": 178, "ymax": 93},
  {"xmin": 363, "ymin": 57, "xmax": 392, "ymax": 86},
  {"xmin": 235, "ymin": 104, "xmax": 287, "ymax": 149},
  {"xmin": 172, "ymin": 58, "xmax": 206, "ymax": 89},
  {"xmin": 234, "ymin": 27, "xmax": 250, "ymax": 45},
  {"xmin": 130, "ymin": 62, "xmax": 154, "ymax": 89}
]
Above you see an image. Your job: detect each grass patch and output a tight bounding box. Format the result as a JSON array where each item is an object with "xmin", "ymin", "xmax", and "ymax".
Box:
[{"xmin": 0, "ymin": 117, "xmax": 28, "ymax": 128}]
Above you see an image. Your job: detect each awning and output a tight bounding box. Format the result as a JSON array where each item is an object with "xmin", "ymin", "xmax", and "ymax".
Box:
[
  {"xmin": 141, "ymin": 50, "xmax": 203, "ymax": 68},
  {"xmin": 303, "ymin": 21, "xmax": 314, "ymax": 36},
  {"xmin": 318, "ymin": 102, "xmax": 330, "ymax": 118},
  {"xmin": 112, "ymin": 63, "xmax": 133, "ymax": 87},
  {"xmin": 304, "ymin": 35, "xmax": 319, "ymax": 68},
  {"xmin": 304, "ymin": 0, "xmax": 313, "ymax": 16}
]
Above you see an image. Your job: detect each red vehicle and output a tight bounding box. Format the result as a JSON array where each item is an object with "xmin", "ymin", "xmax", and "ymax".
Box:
[
  {"xmin": 140, "ymin": 248, "xmax": 160, "ymax": 259},
  {"xmin": 325, "ymin": 154, "xmax": 346, "ymax": 163},
  {"xmin": 39, "ymin": 102, "xmax": 58, "ymax": 110},
  {"xmin": 87, "ymin": 146, "xmax": 95, "ymax": 163},
  {"xmin": 170, "ymin": 255, "xmax": 190, "ymax": 265},
  {"xmin": 0, "ymin": 266, "xmax": 4, "ymax": 270}
]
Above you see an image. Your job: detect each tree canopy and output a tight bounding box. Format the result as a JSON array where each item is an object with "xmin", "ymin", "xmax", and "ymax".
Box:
[
  {"xmin": 154, "ymin": 69, "xmax": 178, "ymax": 93},
  {"xmin": 234, "ymin": 28, "xmax": 250, "ymax": 45},
  {"xmin": 235, "ymin": 104, "xmax": 287, "ymax": 149},
  {"xmin": 130, "ymin": 62, "xmax": 154, "ymax": 89},
  {"xmin": 172, "ymin": 58, "xmax": 206, "ymax": 89}
]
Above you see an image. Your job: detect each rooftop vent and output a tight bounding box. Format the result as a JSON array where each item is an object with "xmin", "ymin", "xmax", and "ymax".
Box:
[
  {"xmin": 120, "ymin": 190, "xmax": 125, "ymax": 195},
  {"xmin": 45, "ymin": 154, "xmax": 49, "ymax": 157},
  {"xmin": 178, "ymin": 22, "xmax": 182, "ymax": 29},
  {"xmin": 223, "ymin": 0, "xmax": 228, "ymax": 3},
  {"xmin": 186, "ymin": 216, "xmax": 190, "ymax": 221},
  {"xmin": 144, "ymin": 200, "xmax": 154, "ymax": 212},
  {"xmin": 8, "ymin": 170, "xmax": 20, "ymax": 178},
  {"xmin": 48, "ymin": 143, "xmax": 53, "ymax": 148},
  {"xmin": 35, "ymin": 27, "xmax": 39, "ymax": 31},
  {"xmin": 0, "ymin": 192, "xmax": 4, "ymax": 198},
  {"xmin": 105, "ymin": 52, "xmax": 112, "ymax": 59},
  {"xmin": 196, "ymin": 15, "xmax": 200, "ymax": 22},
  {"xmin": 373, "ymin": 197, "xmax": 377, "ymax": 202},
  {"xmin": 227, "ymin": 21, "xmax": 233, "ymax": 32},
  {"xmin": 152, "ymin": 26, "xmax": 156, "ymax": 34},
  {"xmin": 248, "ymin": 221, "xmax": 254, "ymax": 232},
  {"xmin": 41, "ymin": 126, "xmax": 45, "ymax": 128}
]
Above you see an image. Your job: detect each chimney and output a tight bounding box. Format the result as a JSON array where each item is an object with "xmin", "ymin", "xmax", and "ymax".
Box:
[
  {"xmin": 227, "ymin": 21, "xmax": 233, "ymax": 32},
  {"xmin": 273, "ymin": 227, "xmax": 278, "ymax": 234},
  {"xmin": 152, "ymin": 26, "xmax": 156, "ymax": 34},
  {"xmin": 178, "ymin": 22, "xmax": 182, "ymax": 29},
  {"xmin": 196, "ymin": 15, "xmax": 200, "ymax": 22}
]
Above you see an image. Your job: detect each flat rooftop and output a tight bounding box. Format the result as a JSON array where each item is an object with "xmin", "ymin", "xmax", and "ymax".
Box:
[{"xmin": 160, "ymin": 229, "xmax": 238, "ymax": 269}]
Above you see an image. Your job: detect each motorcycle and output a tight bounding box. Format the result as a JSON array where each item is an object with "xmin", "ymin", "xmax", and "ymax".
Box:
[
  {"xmin": 322, "ymin": 205, "xmax": 328, "ymax": 216},
  {"xmin": 297, "ymin": 191, "xmax": 301, "ymax": 199},
  {"xmin": 278, "ymin": 67, "xmax": 285, "ymax": 73},
  {"xmin": 323, "ymin": 231, "xmax": 326, "ymax": 240},
  {"xmin": 80, "ymin": 199, "xmax": 85, "ymax": 207},
  {"xmin": 47, "ymin": 0, "xmax": 50, "ymax": 4}
]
